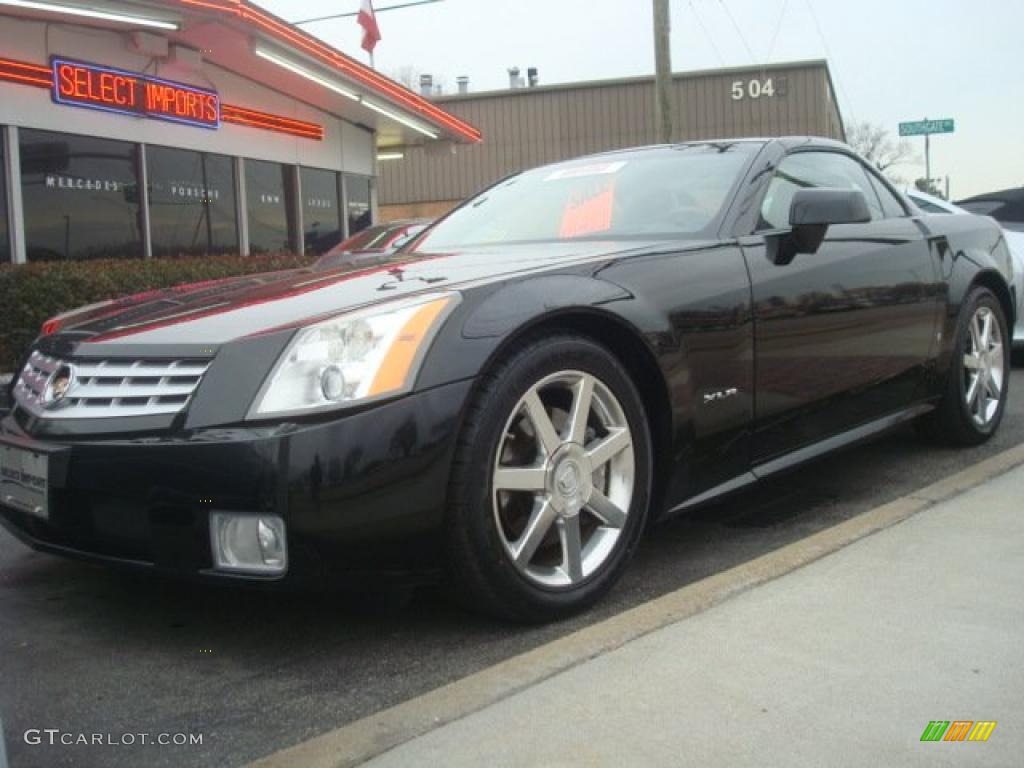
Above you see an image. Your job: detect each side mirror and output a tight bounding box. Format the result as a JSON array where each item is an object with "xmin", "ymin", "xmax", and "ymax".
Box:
[
  {"xmin": 789, "ymin": 188, "xmax": 871, "ymax": 252},
  {"xmin": 769, "ymin": 188, "xmax": 872, "ymax": 265}
]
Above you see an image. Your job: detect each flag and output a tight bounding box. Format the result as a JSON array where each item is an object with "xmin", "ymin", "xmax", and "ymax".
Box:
[{"xmin": 358, "ymin": 0, "xmax": 381, "ymax": 54}]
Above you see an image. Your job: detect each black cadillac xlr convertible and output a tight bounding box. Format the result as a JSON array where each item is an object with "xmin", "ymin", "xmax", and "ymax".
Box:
[{"xmin": 0, "ymin": 138, "xmax": 1014, "ymax": 621}]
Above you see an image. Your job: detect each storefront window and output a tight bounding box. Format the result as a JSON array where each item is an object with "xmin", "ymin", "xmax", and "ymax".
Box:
[
  {"xmin": 0, "ymin": 130, "xmax": 9, "ymax": 263},
  {"xmin": 147, "ymin": 146, "xmax": 238, "ymax": 257},
  {"xmin": 301, "ymin": 167, "xmax": 343, "ymax": 255},
  {"xmin": 345, "ymin": 175, "xmax": 373, "ymax": 238},
  {"xmin": 20, "ymin": 129, "xmax": 142, "ymax": 261},
  {"xmin": 245, "ymin": 159, "xmax": 297, "ymax": 254}
]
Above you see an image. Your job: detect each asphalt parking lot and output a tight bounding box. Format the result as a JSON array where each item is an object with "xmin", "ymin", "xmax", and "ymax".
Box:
[{"xmin": 3, "ymin": 370, "xmax": 1024, "ymax": 768}]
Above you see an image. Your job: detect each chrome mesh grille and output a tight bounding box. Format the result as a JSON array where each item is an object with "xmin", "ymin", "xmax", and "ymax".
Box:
[{"xmin": 14, "ymin": 350, "xmax": 210, "ymax": 419}]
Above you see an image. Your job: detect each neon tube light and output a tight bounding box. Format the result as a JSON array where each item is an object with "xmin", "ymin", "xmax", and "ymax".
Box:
[
  {"xmin": 0, "ymin": 69, "xmax": 52, "ymax": 88},
  {"xmin": 0, "ymin": 55, "xmax": 53, "ymax": 88},
  {"xmin": 359, "ymin": 99, "xmax": 438, "ymax": 140},
  {"xmin": 254, "ymin": 46, "xmax": 438, "ymax": 139},
  {"xmin": 173, "ymin": 0, "xmax": 481, "ymax": 142},
  {"xmin": 254, "ymin": 47, "xmax": 360, "ymax": 101},
  {"xmin": 0, "ymin": 0, "xmax": 179, "ymax": 30},
  {"xmin": 221, "ymin": 114, "xmax": 321, "ymax": 139},
  {"xmin": 221, "ymin": 104, "xmax": 324, "ymax": 140},
  {"xmin": 0, "ymin": 57, "xmax": 51, "ymax": 75},
  {"xmin": 221, "ymin": 104, "xmax": 324, "ymax": 133}
]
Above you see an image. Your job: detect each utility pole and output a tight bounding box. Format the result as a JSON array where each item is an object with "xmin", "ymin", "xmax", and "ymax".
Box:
[
  {"xmin": 925, "ymin": 128, "xmax": 931, "ymax": 192},
  {"xmin": 653, "ymin": 0, "xmax": 673, "ymax": 144}
]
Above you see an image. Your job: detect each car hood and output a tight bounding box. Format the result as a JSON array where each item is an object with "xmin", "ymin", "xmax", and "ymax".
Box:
[{"xmin": 49, "ymin": 240, "xmax": 680, "ymax": 352}]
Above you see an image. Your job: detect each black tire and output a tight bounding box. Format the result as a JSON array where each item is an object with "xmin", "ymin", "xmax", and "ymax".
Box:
[
  {"xmin": 445, "ymin": 334, "xmax": 653, "ymax": 623},
  {"xmin": 918, "ymin": 287, "xmax": 1010, "ymax": 446}
]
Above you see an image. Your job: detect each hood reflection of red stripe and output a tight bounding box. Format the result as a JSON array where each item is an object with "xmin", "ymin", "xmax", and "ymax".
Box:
[
  {"xmin": 85, "ymin": 254, "xmax": 451, "ymax": 343},
  {"xmin": 56, "ymin": 275, "xmax": 266, "ymax": 334}
]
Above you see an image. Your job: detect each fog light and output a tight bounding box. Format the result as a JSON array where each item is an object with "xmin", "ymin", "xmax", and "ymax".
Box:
[
  {"xmin": 320, "ymin": 364, "xmax": 347, "ymax": 401},
  {"xmin": 210, "ymin": 513, "xmax": 287, "ymax": 574}
]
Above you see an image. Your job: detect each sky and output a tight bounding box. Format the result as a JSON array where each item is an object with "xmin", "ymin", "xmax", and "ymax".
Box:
[{"xmin": 254, "ymin": 0, "xmax": 1024, "ymax": 199}]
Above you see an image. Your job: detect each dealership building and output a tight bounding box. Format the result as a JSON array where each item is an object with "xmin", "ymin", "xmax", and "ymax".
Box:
[
  {"xmin": 0, "ymin": 0, "xmax": 481, "ymax": 265},
  {"xmin": 380, "ymin": 59, "xmax": 845, "ymax": 221}
]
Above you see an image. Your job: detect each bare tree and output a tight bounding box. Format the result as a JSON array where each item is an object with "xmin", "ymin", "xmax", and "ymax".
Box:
[
  {"xmin": 390, "ymin": 65, "xmax": 447, "ymax": 95},
  {"xmin": 846, "ymin": 120, "xmax": 916, "ymax": 178},
  {"xmin": 914, "ymin": 178, "xmax": 946, "ymax": 199},
  {"xmin": 390, "ymin": 65, "xmax": 421, "ymax": 90}
]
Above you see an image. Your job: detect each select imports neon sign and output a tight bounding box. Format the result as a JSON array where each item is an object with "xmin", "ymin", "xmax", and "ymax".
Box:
[{"xmin": 51, "ymin": 57, "xmax": 220, "ymax": 129}]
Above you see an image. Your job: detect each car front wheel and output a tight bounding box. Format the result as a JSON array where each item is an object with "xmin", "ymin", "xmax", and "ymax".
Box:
[{"xmin": 446, "ymin": 334, "xmax": 652, "ymax": 622}]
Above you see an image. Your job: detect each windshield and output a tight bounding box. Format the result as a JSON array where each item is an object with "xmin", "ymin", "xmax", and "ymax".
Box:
[
  {"xmin": 414, "ymin": 143, "xmax": 758, "ymax": 251},
  {"xmin": 330, "ymin": 223, "xmax": 408, "ymax": 254},
  {"xmin": 391, "ymin": 223, "xmax": 429, "ymax": 249}
]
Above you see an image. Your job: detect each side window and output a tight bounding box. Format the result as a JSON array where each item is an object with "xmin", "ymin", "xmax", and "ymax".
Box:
[
  {"xmin": 866, "ymin": 171, "xmax": 907, "ymax": 219},
  {"xmin": 758, "ymin": 151, "xmax": 884, "ymax": 230},
  {"xmin": 911, "ymin": 198, "xmax": 951, "ymax": 215}
]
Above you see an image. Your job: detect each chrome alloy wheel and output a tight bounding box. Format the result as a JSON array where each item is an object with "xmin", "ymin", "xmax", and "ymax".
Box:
[
  {"xmin": 492, "ymin": 370, "xmax": 635, "ymax": 589},
  {"xmin": 964, "ymin": 306, "xmax": 1005, "ymax": 427}
]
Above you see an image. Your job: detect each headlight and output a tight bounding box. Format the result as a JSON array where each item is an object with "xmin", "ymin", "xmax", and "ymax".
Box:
[{"xmin": 248, "ymin": 293, "xmax": 459, "ymax": 419}]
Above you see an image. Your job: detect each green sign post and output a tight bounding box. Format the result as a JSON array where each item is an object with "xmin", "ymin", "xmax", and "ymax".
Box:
[
  {"xmin": 898, "ymin": 118, "xmax": 955, "ymax": 191},
  {"xmin": 899, "ymin": 118, "xmax": 955, "ymax": 137}
]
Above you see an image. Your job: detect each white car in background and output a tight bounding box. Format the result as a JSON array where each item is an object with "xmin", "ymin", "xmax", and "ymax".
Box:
[{"xmin": 906, "ymin": 188, "xmax": 1024, "ymax": 352}]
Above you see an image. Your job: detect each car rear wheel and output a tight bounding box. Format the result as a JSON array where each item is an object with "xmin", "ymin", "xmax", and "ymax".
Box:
[
  {"xmin": 919, "ymin": 286, "xmax": 1010, "ymax": 445},
  {"xmin": 446, "ymin": 334, "xmax": 652, "ymax": 622}
]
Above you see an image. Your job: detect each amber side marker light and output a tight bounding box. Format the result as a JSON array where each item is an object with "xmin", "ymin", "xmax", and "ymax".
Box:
[{"xmin": 368, "ymin": 298, "xmax": 450, "ymax": 397}]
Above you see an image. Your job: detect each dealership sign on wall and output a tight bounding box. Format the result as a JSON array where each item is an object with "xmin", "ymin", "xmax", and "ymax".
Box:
[{"xmin": 51, "ymin": 57, "xmax": 220, "ymax": 130}]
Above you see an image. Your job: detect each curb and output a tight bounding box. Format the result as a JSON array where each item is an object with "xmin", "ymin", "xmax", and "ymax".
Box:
[{"xmin": 248, "ymin": 441, "xmax": 1024, "ymax": 768}]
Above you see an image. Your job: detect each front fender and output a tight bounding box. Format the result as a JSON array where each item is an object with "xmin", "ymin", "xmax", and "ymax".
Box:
[{"xmin": 416, "ymin": 274, "xmax": 670, "ymax": 391}]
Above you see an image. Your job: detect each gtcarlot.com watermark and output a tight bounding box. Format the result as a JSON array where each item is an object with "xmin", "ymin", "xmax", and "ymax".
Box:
[{"xmin": 23, "ymin": 729, "xmax": 203, "ymax": 747}]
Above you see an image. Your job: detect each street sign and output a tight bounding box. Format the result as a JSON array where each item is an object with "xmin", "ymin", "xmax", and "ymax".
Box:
[
  {"xmin": 899, "ymin": 118, "xmax": 955, "ymax": 137},
  {"xmin": 899, "ymin": 118, "xmax": 955, "ymax": 192}
]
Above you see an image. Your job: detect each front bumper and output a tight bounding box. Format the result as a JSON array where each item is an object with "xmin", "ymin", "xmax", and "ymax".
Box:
[{"xmin": 0, "ymin": 380, "xmax": 473, "ymax": 586}]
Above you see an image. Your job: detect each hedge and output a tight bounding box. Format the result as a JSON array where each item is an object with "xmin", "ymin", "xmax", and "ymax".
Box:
[{"xmin": 0, "ymin": 253, "xmax": 312, "ymax": 372}]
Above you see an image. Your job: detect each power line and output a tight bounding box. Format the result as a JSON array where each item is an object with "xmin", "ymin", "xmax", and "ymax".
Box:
[
  {"xmin": 801, "ymin": 0, "xmax": 855, "ymax": 117},
  {"xmin": 765, "ymin": 0, "xmax": 788, "ymax": 63},
  {"xmin": 688, "ymin": 0, "xmax": 726, "ymax": 66},
  {"xmin": 718, "ymin": 0, "xmax": 757, "ymax": 65},
  {"xmin": 293, "ymin": 0, "xmax": 445, "ymax": 26}
]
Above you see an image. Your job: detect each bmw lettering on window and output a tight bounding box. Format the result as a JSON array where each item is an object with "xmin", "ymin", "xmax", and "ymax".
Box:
[{"xmin": 0, "ymin": 138, "xmax": 1014, "ymax": 621}]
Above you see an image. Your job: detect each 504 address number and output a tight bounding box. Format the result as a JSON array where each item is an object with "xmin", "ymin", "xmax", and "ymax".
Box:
[{"xmin": 731, "ymin": 78, "xmax": 776, "ymax": 101}]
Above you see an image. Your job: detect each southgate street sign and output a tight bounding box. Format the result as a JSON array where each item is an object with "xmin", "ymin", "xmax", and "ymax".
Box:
[
  {"xmin": 899, "ymin": 118, "xmax": 955, "ymax": 188},
  {"xmin": 899, "ymin": 118, "xmax": 955, "ymax": 137}
]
